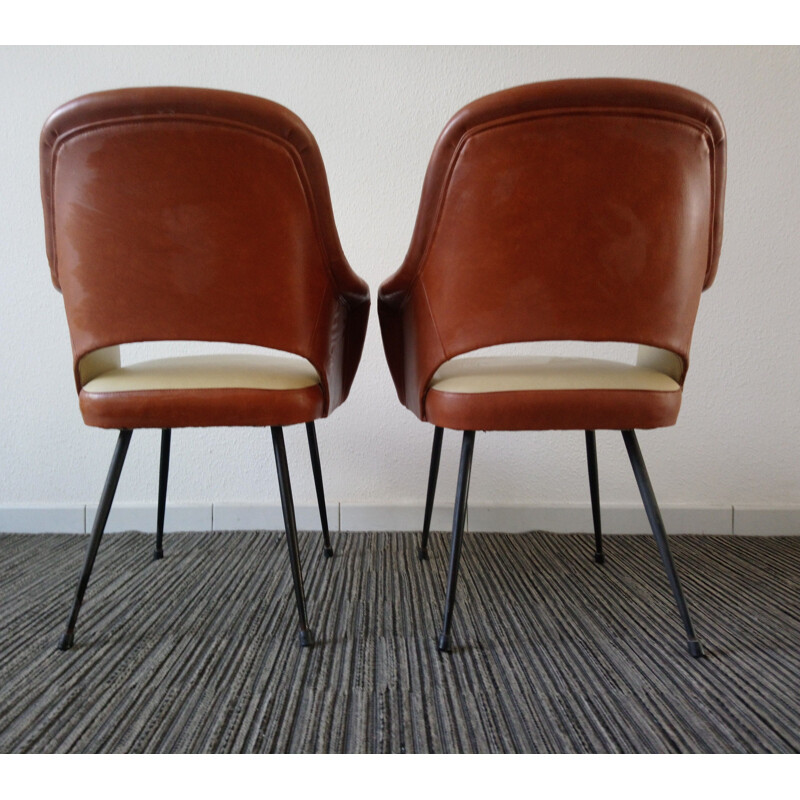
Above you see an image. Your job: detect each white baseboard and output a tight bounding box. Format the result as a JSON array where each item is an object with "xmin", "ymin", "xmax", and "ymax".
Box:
[
  {"xmin": 345, "ymin": 503, "xmax": 734, "ymax": 535},
  {"xmin": 85, "ymin": 503, "xmax": 212, "ymax": 534},
  {"xmin": 0, "ymin": 502, "xmax": 797, "ymax": 535},
  {"xmin": 591, "ymin": 505, "xmax": 733, "ymax": 536},
  {"xmin": 0, "ymin": 505, "xmax": 86, "ymax": 534},
  {"xmin": 733, "ymin": 506, "xmax": 800, "ymax": 536},
  {"xmin": 340, "ymin": 504, "xmax": 454, "ymax": 533},
  {"xmin": 212, "ymin": 503, "xmax": 338, "ymax": 532},
  {"xmin": 0, "ymin": 502, "xmax": 337, "ymax": 534}
]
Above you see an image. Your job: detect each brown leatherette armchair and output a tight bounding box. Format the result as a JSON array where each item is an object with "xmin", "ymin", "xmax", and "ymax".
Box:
[
  {"xmin": 378, "ymin": 79, "xmax": 726, "ymax": 657},
  {"xmin": 41, "ymin": 87, "xmax": 369, "ymax": 650}
]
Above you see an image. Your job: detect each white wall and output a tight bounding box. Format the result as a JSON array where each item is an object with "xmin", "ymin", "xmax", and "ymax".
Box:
[{"xmin": 1, "ymin": 46, "xmax": 798, "ymax": 532}]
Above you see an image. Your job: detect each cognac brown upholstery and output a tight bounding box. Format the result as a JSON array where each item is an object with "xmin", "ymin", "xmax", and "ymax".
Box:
[
  {"xmin": 378, "ymin": 79, "xmax": 726, "ymax": 657},
  {"xmin": 41, "ymin": 87, "xmax": 369, "ymax": 652},
  {"xmin": 379, "ymin": 78, "xmax": 725, "ymax": 431},
  {"xmin": 41, "ymin": 87, "xmax": 369, "ymax": 429}
]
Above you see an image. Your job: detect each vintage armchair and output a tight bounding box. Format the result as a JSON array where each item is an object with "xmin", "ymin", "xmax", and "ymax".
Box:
[
  {"xmin": 378, "ymin": 78, "xmax": 726, "ymax": 657},
  {"xmin": 41, "ymin": 87, "xmax": 370, "ymax": 650}
]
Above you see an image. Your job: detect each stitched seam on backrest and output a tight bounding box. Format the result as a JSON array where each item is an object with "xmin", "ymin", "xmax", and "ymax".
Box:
[
  {"xmin": 415, "ymin": 107, "xmax": 719, "ymax": 290},
  {"xmin": 418, "ymin": 277, "xmax": 449, "ymax": 415},
  {"xmin": 48, "ymin": 114, "xmax": 335, "ymax": 296}
]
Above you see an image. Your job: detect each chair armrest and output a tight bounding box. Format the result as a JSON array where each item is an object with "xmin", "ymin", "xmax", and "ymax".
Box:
[
  {"xmin": 310, "ymin": 259, "xmax": 370, "ymax": 415},
  {"xmin": 378, "ymin": 268, "xmax": 446, "ymax": 420}
]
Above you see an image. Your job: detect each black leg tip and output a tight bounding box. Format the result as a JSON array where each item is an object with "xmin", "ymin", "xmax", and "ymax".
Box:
[
  {"xmin": 594, "ymin": 551, "xmax": 605, "ymax": 565},
  {"xmin": 417, "ymin": 546, "xmax": 429, "ymax": 561},
  {"xmin": 323, "ymin": 546, "xmax": 334, "ymax": 559},
  {"xmin": 687, "ymin": 639, "xmax": 705, "ymax": 658},
  {"xmin": 437, "ymin": 633, "xmax": 452, "ymax": 652},
  {"xmin": 298, "ymin": 629, "xmax": 314, "ymax": 648},
  {"xmin": 153, "ymin": 548, "xmax": 164, "ymax": 561},
  {"xmin": 58, "ymin": 632, "xmax": 74, "ymax": 651}
]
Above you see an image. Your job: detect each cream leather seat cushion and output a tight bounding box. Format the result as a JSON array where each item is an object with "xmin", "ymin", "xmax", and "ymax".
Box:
[
  {"xmin": 429, "ymin": 356, "xmax": 680, "ymax": 394},
  {"xmin": 82, "ymin": 354, "xmax": 320, "ymax": 393}
]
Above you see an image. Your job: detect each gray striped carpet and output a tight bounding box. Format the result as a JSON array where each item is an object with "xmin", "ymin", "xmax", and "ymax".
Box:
[{"xmin": 0, "ymin": 529, "xmax": 798, "ymax": 753}]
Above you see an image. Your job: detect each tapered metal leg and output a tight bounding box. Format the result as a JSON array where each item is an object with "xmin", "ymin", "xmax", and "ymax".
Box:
[
  {"xmin": 271, "ymin": 426, "xmax": 313, "ymax": 648},
  {"xmin": 58, "ymin": 429, "xmax": 133, "ymax": 651},
  {"xmin": 305, "ymin": 421, "xmax": 333, "ymax": 559},
  {"xmin": 419, "ymin": 426, "xmax": 444, "ymax": 561},
  {"xmin": 438, "ymin": 430, "xmax": 476, "ymax": 652},
  {"xmin": 622, "ymin": 430, "xmax": 705, "ymax": 658},
  {"xmin": 153, "ymin": 428, "xmax": 171, "ymax": 560},
  {"xmin": 585, "ymin": 430, "xmax": 605, "ymax": 564}
]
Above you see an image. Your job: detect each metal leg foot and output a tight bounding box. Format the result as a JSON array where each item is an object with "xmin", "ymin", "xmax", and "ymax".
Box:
[
  {"xmin": 58, "ymin": 429, "xmax": 132, "ymax": 651},
  {"xmin": 420, "ymin": 426, "xmax": 443, "ymax": 560},
  {"xmin": 437, "ymin": 632, "xmax": 452, "ymax": 652},
  {"xmin": 438, "ymin": 430, "xmax": 475, "ymax": 654},
  {"xmin": 306, "ymin": 422, "xmax": 333, "ymax": 559},
  {"xmin": 299, "ymin": 628, "xmax": 314, "ymax": 648},
  {"xmin": 687, "ymin": 639, "xmax": 705, "ymax": 658}
]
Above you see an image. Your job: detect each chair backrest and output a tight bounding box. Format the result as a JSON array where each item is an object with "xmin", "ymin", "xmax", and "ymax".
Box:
[
  {"xmin": 41, "ymin": 87, "xmax": 355, "ymax": 394},
  {"xmin": 400, "ymin": 78, "xmax": 726, "ymax": 381}
]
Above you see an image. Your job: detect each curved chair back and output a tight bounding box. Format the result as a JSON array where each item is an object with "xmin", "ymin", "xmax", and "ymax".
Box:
[
  {"xmin": 41, "ymin": 87, "xmax": 366, "ymax": 412},
  {"xmin": 381, "ymin": 79, "xmax": 726, "ymax": 414}
]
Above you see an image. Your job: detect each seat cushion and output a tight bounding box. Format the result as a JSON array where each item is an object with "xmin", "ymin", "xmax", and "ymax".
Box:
[
  {"xmin": 79, "ymin": 354, "xmax": 325, "ymax": 428},
  {"xmin": 424, "ymin": 356, "xmax": 682, "ymax": 431}
]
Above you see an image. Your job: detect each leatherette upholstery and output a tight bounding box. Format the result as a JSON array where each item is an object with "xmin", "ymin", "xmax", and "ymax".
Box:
[
  {"xmin": 41, "ymin": 87, "xmax": 369, "ymax": 428},
  {"xmin": 378, "ymin": 78, "xmax": 726, "ymax": 430}
]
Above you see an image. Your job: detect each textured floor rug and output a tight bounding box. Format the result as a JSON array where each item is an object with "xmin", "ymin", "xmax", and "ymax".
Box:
[{"xmin": 0, "ymin": 529, "xmax": 798, "ymax": 753}]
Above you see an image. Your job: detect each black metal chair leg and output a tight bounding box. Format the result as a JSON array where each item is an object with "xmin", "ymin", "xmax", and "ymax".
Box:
[
  {"xmin": 438, "ymin": 430, "xmax": 476, "ymax": 652},
  {"xmin": 585, "ymin": 430, "xmax": 605, "ymax": 564},
  {"xmin": 272, "ymin": 426, "xmax": 313, "ymax": 648},
  {"xmin": 419, "ymin": 426, "xmax": 444, "ymax": 561},
  {"xmin": 153, "ymin": 428, "xmax": 171, "ymax": 560},
  {"xmin": 59, "ymin": 429, "xmax": 133, "ymax": 651},
  {"xmin": 622, "ymin": 430, "xmax": 705, "ymax": 658},
  {"xmin": 305, "ymin": 421, "xmax": 333, "ymax": 559}
]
